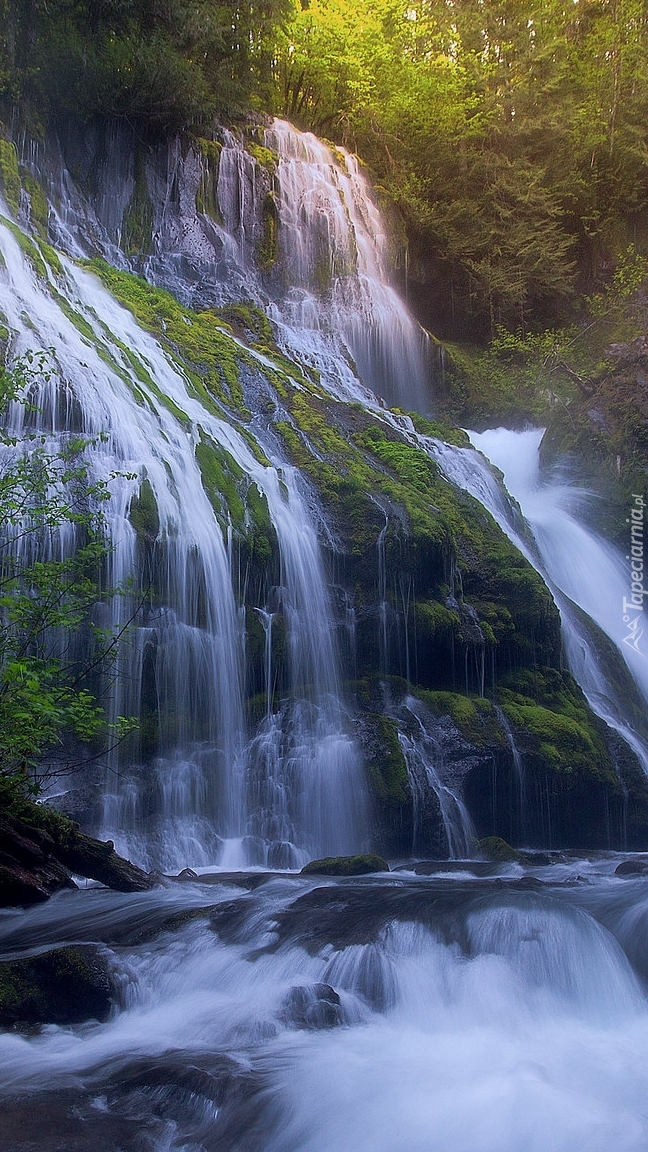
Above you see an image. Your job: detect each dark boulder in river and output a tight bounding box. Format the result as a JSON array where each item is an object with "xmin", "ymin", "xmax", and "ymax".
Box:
[
  {"xmin": 0, "ymin": 945, "xmax": 112, "ymax": 1029},
  {"xmin": 301, "ymin": 854, "xmax": 390, "ymax": 876}
]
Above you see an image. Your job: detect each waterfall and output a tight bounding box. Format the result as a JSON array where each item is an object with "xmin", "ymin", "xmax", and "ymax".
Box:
[
  {"xmin": 426, "ymin": 427, "xmax": 648, "ymax": 774},
  {"xmin": 264, "ymin": 120, "xmax": 433, "ymax": 412},
  {"xmin": 397, "ymin": 696, "xmax": 475, "ymax": 858},
  {"xmin": 0, "ymin": 188, "xmax": 367, "ymax": 869}
]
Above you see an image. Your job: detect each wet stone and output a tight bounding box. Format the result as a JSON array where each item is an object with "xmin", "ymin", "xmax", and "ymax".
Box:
[
  {"xmin": 0, "ymin": 944, "xmax": 113, "ymax": 1029},
  {"xmin": 615, "ymin": 858, "xmax": 648, "ymax": 877},
  {"xmin": 280, "ymin": 982, "xmax": 343, "ymax": 1029}
]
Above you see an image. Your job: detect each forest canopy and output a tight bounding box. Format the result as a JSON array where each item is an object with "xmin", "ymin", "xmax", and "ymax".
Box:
[{"xmin": 1, "ymin": 0, "xmax": 647, "ymax": 335}]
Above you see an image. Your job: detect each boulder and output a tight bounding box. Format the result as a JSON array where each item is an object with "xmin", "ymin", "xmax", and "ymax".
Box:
[
  {"xmin": 0, "ymin": 945, "xmax": 112, "ymax": 1029},
  {"xmin": 615, "ymin": 857, "xmax": 648, "ymax": 877},
  {"xmin": 280, "ymin": 983, "xmax": 342, "ymax": 1029},
  {"xmin": 301, "ymin": 854, "xmax": 389, "ymax": 876}
]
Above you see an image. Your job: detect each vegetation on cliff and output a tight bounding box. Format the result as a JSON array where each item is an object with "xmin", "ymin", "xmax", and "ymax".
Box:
[
  {"xmin": 3, "ymin": 0, "xmax": 648, "ymax": 341},
  {"xmin": 0, "ymin": 354, "xmax": 136, "ymax": 812}
]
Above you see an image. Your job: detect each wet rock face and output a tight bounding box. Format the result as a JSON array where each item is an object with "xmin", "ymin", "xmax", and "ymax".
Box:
[
  {"xmin": 280, "ymin": 983, "xmax": 343, "ymax": 1030},
  {"xmin": 0, "ymin": 945, "xmax": 113, "ymax": 1029}
]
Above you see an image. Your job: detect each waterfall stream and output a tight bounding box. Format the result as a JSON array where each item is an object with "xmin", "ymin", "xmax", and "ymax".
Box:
[
  {"xmin": 3, "ymin": 863, "xmax": 648, "ymax": 1151},
  {"xmin": 0, "ymin": 161, "xmax": 368, "ymax": 870},
  {"xmin": 4, "ymin": 114, "xmax": 648, "ymax": 1152}
]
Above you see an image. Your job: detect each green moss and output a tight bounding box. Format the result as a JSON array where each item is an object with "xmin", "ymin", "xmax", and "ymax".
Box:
[
  {"xmin": 246, "ymin": 141, "xmax": 278, "ymax": 174},
  {"xmin": 365, "ymin": 713, "xmax": 409, "ymax": 803},
  {"xmin": 214, "ymin": 302, "xmax": 275, "ymax": 348},
  {"xmin": 20, "ymin": 169, "xmax": 49, "ymax": 240},
  {"xmin": 499, "ymin": 670, "xmax": 616, "ymax": 780},
  {"xmin": 21, "ymin": 169, "xmax": 48, "ymax": 238},
  {"xmin": 85, "ymin": 260, "xmax": 250, "ymax": 416},
  {"xmin": 129, "ymin": 478, "xmax": 160, "ymax": 543},
  {"xmin": 0, "ymin": 139, "xmax": 20, "ymax": 215},
  {"xmin": 122, "ymin": 152, "xmax": 154, "ymax": 255},
  {"xmin": 195, "ymin": 433, "xmax": 246, "ymax": 528},
  {"xmin": 0, "ymin": 214, "xmax": 48, "ymax": 278},
  {"xmin": 259, "ymin": 193, "xmax": 278, "ymax": 270},
  {"xmin": 0, "ymin": 946, "xmax": 111, "ymax": 1028},
  {"xmin": 476, "ymin": 836, "xmax": 525, "ymax": 862},
  {"xmin": 195, "ymin": 137, "xmax": 222, "ymax": 221},
  {"xmin": 195, "ymin": 137, "xmax": 223, "ymax": 166},
  {"xmin": 408, "ymin": 413, "xmax": 470, "ymax": 447},
  {"xmin": 417, "ymin": 690, "xmax": 504, "ymax": 747}
]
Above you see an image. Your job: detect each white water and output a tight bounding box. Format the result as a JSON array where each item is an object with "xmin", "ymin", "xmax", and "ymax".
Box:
[
  {"xmin": 398, "ymin": 696, "xmax": 474, "ymax": 858},
  {"xmin": 264, "ymin": 121, "xmax": 431, "ymax": 412},
  {"xmin": 0, "ymin": 188, "xmax": 367, "ymax": 870},
  {"xmin": 472, "ymin": 428, "xmax": 648, "ymax": 706},
  {"xmin": 422, "ymin": 428, "xmax": 648, "ymax": 774},
  {"xmin": 3, "ymin": 867, "xmax": 648, "ymax": 1151}
]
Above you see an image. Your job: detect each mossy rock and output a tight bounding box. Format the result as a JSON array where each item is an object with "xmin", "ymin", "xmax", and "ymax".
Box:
[
  {"xmin": 0, "ymin": 945, "xmax": 112, "ymax": 1029},
  {"xmin": 364, "ymin": 714, "xmax": 409, "ymax": 804},
  {"xmin": 0, "ymin": 138, "xmax": 20, "ymax": 215},
  {"xmin": 301, "ymin": 854, "xmax": 390, "ymax": 875},
  {"xmin": 86, "ymin": 259, "xmax": 250, "ymax": 416},
  {"xmin": 499, "ymin": 669, "xmax": 616, "ymax": 781},
  {"xmin": 259, "ymin": 192, "xmax": 278, "ymax": 270},
  {"xmin": 122, "ymin": 150, "xmax": 154, "ymax": 255},
  {"xmin": 129, "ymin": 478, "xmax": 160, "ymax": 543},
  {"xmin": 475, "ymin": 836, "xmax": 525, "ymax": 863},
  {"xmin": 246, "ymin": 141, "xmax": 278, "ymax": 174},
  {"xmin": 20, "ymin": 168, "xmax": 49, "ymax": 239}
]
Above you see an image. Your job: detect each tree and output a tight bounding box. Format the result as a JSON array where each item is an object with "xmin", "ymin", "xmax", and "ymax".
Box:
[{"xmin": 0, "ymin": 352, "xmax": 134, "ymax": 803}]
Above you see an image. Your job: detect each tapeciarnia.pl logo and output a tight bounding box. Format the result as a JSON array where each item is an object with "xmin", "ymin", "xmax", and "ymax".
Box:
[{"xmin": 622, "ymin": 493, "xmax": 646, "ymax": 654}]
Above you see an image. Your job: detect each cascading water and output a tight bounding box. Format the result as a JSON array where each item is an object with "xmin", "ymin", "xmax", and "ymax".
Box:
[
  {"xmin": 264, "ymin": 121, "xmax": 432, "ymax": 412},
  {"xmin": 472, "ymin": 428, "xmax": 648, "ymax": 703},
  {"xmin": 397, "ymin": 696, "xmax": 474, "ymax": 858},
  {"xmin": 0, "ymin": 188, "xmax": 367, "ymax": 871},
  {"xmin": 6, "ymin": 114, "xmax": 648, "ymax": 1152},
  {"xmin": 411, "ymin": 425, "xmax": 648, "ymax": 776},
  {"xmin": 4, "ymin": 861, "xmax": 648, "ymax": 1151}
]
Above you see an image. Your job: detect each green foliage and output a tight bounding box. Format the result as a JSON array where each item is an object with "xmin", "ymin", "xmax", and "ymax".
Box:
[
  {"xmin": 0, "ymin": 353, "xmax": 135, "ymax": 794},
  {"xmin": 1, "ymin": 0, "xmax": 294, "ymax": 132},
  {"xmin": 273, "ymin": 0, "xmax": 648, "ymax": 337}
]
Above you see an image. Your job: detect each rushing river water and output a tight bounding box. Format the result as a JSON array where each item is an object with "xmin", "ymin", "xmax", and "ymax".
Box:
[
  {"xmin": 4, "ymin": 116, "xmax": 648, "ymax": 1151},
  {"xmin": 3, "ymin": 859, "xmax": 648, "ymax": 1151}
]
